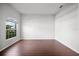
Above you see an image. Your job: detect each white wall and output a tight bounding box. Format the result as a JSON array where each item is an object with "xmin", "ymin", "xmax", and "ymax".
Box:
[
  {"xmin": 21, "ymin": 14, "xmax": 55, "ymax": 39},
  {"xmin": 0, "ymin": 4, "xmax": 3, "ymax": 50},
  {"xmin": 55, "ymin": 4, "xmax": 79, "ymax": 53},
  {"xmin": 0, "ymin": 4, "xmax": 21, "ymax": 51}
]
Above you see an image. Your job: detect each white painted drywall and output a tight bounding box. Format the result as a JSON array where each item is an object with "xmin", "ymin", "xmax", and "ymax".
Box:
[
  {"xmin": 55, "ymin": 4, "xmax": 79, "ymax": 53},
  {"xmin": 21, "ymin": 14, "xmax": 55, "ymax": 39},
  {"xmin": 0, "ymin": 4, "xmax": 21, "ymax": 51},
  {"xmin": 0, "ymin": 4, "xmax": 3, "ymax": 50}
]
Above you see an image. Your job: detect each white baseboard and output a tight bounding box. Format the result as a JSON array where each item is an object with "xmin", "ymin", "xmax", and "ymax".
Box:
[
  {"xmin": 55, "ymin": 39, "xmax": 79, "ymax": 54},
  {"xmin": 0, "ymin": 39, "xmax": 20, "ymax": 52},
  {"xmin": 22, "ymin": 38, "xmax": 55, "ymax": 40}
]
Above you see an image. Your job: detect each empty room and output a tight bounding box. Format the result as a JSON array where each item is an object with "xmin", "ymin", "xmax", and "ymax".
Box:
[{"xmin": 0, "ymin": 3, "xmax": 79, "ymax": 56}]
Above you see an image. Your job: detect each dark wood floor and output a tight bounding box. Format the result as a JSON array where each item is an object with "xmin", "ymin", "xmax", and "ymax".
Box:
[{"xmin": 0, "ymin": 40, "xmax": 79, "ymax": 56}]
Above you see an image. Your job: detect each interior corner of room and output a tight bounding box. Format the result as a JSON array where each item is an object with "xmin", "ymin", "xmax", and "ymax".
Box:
[{"xmin": 0, "ymin": 3, "xmax": 79, "ymax": 56}]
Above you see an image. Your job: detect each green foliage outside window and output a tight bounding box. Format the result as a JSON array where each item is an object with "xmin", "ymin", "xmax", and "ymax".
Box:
[{"xmin": 6, "ymin": 20, "xmax": 16, "ymax": 39}]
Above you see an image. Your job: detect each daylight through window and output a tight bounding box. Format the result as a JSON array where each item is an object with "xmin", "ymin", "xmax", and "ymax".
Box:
[{"xmin": 6, "ymin": 19, "xmax": 16, "ymax": 39}]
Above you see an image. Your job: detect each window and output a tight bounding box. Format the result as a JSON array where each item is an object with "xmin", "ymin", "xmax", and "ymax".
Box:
[{"xmin": 6, "ymin": 18, "xmax": 16, "ymax": 39}]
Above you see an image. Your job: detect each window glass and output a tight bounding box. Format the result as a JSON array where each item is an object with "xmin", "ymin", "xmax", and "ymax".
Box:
[{"xmin": 6, "ymin": 19, "xmax": 16, "ymax": 39}]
